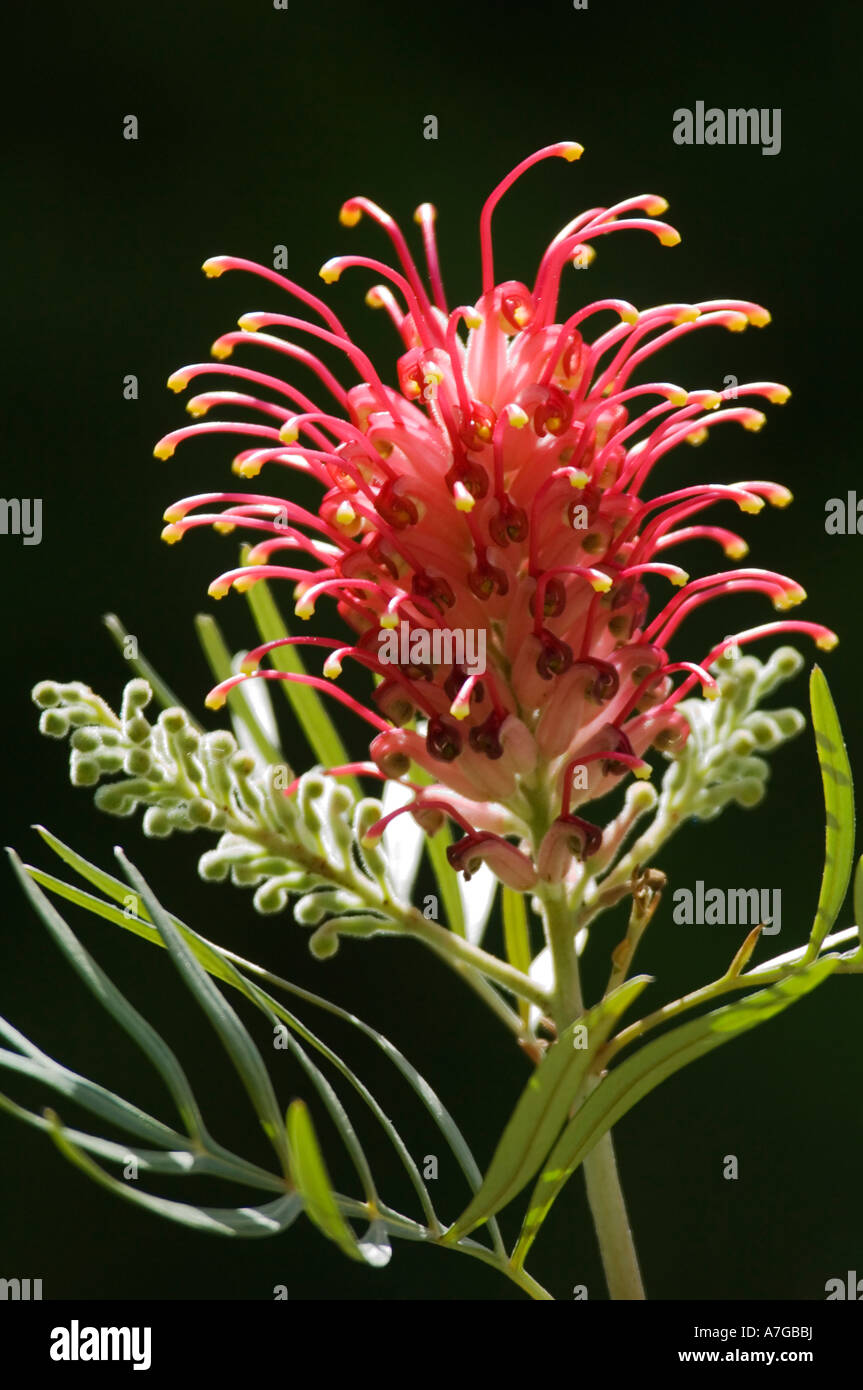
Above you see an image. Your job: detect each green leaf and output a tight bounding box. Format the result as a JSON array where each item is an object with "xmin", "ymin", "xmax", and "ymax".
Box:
[
  {"xmin": 29, "ymin": 828, "xmax": 492, "ymax": 1247},
  {"xmin": 116, "ymin": 849, "xmax": 291, "ymax": 1174},
  {"xmin": 0, "ymin": 1027, "xmax": 182, "ymax": 1149},
  {"xmin": 445, "ymin": 975, "xmax": 651, "ymax": 1240},
  {"xmin": 45, "ymin": 1109, "xmax": 304, "ymax": 1237},
  {"xmin": 512, "ymin": 956, "xmax": 839, "ymax": 1268},
  {"xmin": 241, "ymin": 559, "xmax": 358, "ymax": 794},
  {"xmin": 806, "ymin": 666, "xmax": 854, "ymax": 960},
  {"xmin": 7, "ymin": 849, "xmax": 209, "ymax": 1144},
  {"xmin": 194, "ymin": 612, "xmax": 283, "ymax": 765},
  {"xmin": 502, "ymin": 888, "xmax": 532, "ymax": 1029},
  {"xmin": 286, "ymin": 1099, "xmax": 390, "ymax": 1265},
  {"xmin": 102, "ymin": 613, "xmax": 199, "ymax": 725}
]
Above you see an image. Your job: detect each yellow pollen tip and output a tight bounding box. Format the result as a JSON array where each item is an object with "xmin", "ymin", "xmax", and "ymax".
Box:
[
  {"xmin": 768, "ymin": 385, "xmax": 791, "ymax": 404},
  {"xmin": 453, "ymin": 483, "xmax": 476, "ymax": 513},
  {"xmin": 211, "ymin": 340, "xmax": 233, "ymax": 360},
  {"xmin": 294, "ymin": 604, "xmax": 314, "ymax": 621},
  {"xmin": 770, "ymin": 487, "xmax": 792, "ymax": 508},
  {"xmin": 560, "ymin": 142, "xmax": 585, "ymax": 161},
  {"xmin": 726, "ymin": 315, "xmax": 748, "ymax": 333},
  {"xmin": 702, "ymin": 391, "xmax": 723, "ymax": 409},
  {"xmin": 646, "ymin": 196, "xmax": 669, "ymax": 216},
  {"xmin": 509, "ymin": 406, "xmax": 529, "ymax": 429},
  {"xmin": 465, "ymin": 311, "xmax": 483, "ymax": 330},
  {"xmin": 668, "ymin": 389, "xmax": 688, "ymax": 406},
  {"xmin": 380, "ymin": 613, "xmax": 399, "ymax": 630},
  {"xmin": 319, "ymin": 261, "xmax": 341, "ymax": 284},
  {"xmin": 204, "ymin": 692, "xmax": 227, "ymax": 710},
  {"xmin": 279, "ymin": 423, "xmax": 299, "ymax": 444},
  {"xmin": 153, "ymin": 441, "xmax": 175, "ymax": 460},
  {"xmin": 705, "ymin": 686, "xmax": 721, "ymax": 701},
  {"xmin": 744, "ymin": 413, "xmax": 767, "ymax": 432},
  {"xmin": 405, "ymin": 380, "xmax": 421, "ymax": 398},
  {"xmin": 726, "ymin": 541, "xmax": 749, "ymax": 559},
  {"xmin": 621, "ymin": 309, "xmax": 639, "ymax": 325},
  {"xmin": 167, "ymin": 372, "xmax": 189, "ymax": 392},
  {"xmin": 163, "ymin": 505, "xmax": 183, "ymax": 523},
  {"xmin": 240, "ymin": 659, "xmax": 258, "ymax": 675},
  {"xmin": 671, "ymin": 571, "xmax": 689, "ymax": 586},
  {"xmin": 233, "ymin": 576, "xmax": 256, "ymax": 594},
  {"xmin": 339, "ymin": 205, "xmax": 362, "ymax": 227},
  {"xmin": 213, "ymin": 521, "xmax": 236, "ymax": 536},
  {"xmin": 816, "ymin": 633, "xmax": 839, "ymax": 651},
  {"xmin": 202, "ymin": 259, "xmax": 224, "ymax": 278},
  {"xmin": 237, "ymin": 314, "xmax": 260, "ymax": 332},
  {"xmin": 234, "ymin": 458, "xmax": 262, "ymax": 479},
  {"xmin": 659, "ymin": 229, "xmax": 681, "ymax": 247},
  {"xmin": 361, "ymin": 831, "xmax": 382, "ymax": 848},
  {"xmin": 424, "ymin": 364, "xmax": 445, "ymax": 385},
  {"xmin": 323, "ymin": 657, "xmax": 343, "ymax": 679},
  {"xmin": 450, "ymin": 701, "xmax": 471, "ymax": 721},
  {"xmin": 739, "ymin": 498, "xmax": 765, "ymax": 514},
  {"xmin": 749, "ymin": 309, "xmax": 772, "ymax": 327},
  {"xmin": 633, "ymin": 763, "xmax": 652, "ymax": 779},
  {"xmin": 686, "ymin": 427, "xmax": 709, "ymax": 446},
  {"xmin": 413, "ymin": 202, "xmax": 437, "ymax": 224},
  {"xmin": 207, "ymin": 581, "xmax": 231, "ymax": 600},
  {"xmin": 591, "ymin": 576, "xmax": 613, "ymax": 593},
  {"xmin": 477, "ymin": 425, "xmax": 493, "ymax": 442},
  {"xmin": 365, "ymin": 289, "xmax": 384, "ymax": 308},
  {"xmin": 569, "ymin": 470, "xmax": 589, "ymax": 489},
  {"xmin": 674, "ymin": 307, "xmax": 700, "ymax": 325},
  {"xmin": 161, "ymin": 524, "xmax": 184, "ymax": 544},
  {"xmin": 186, "ymin": 401, "xmax": 209, "ymax": 418},
  {"xmin": 513, "ymin": 306, "xmax": 531, "ymax": 327},
  {"xmin": 335, "ymin": 500, "xmax": 357, "ymax": 527}
]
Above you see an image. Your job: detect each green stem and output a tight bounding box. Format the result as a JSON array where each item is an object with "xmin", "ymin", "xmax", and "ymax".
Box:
[{"xmin": 538, "ymin": 886, "xmax": 646, "ymax": 1301}]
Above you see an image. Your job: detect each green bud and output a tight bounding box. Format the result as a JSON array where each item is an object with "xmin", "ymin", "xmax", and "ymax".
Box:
[
  {"xmin": 253, "ymin": 882, "xmax": 288, "ymax": 915},
  {"xmin": 32, "ymin": 680, "xmax": 61, "ymax": 708},
  {"xmin": 65, "ymin": 704, "xmax": 97, "ymax": 727},
  {"xmin": 124, "ymin": 713, "xmax": 152, "ymax": 745},
  {"xmin": 198, "ymin": 850, "xmax": 230, "ymax": 882},
  {"xmin": 70, "ymin": 727, "xmax": 101, "ymax": 753},
  {"xmin": 39, "ymin": 709, "xmax": 69, "ymax": 738},
  {"xmin": 70, "ymin": 753, "xmax": 100, "ymax": 787},
  {"xmin": 96, "ymin": 750, "xmax": 125, "ymax": 774},
  {"xmin": 121, "ymin": 679, "xmax": 153, "ymax": 720},
  {"xmin": 94, "ymin": 783, "xmax": 131, "ymax": 813},
  {"xmin": 187, "ymin": 797, "xmax": 214, "ymax": 826},
  {"xmin": 124, "ymin": 746, "xmax": 153, "ymax": 776},
  {"xmin": 206, "ymin": 731, "xmax": 236, "ymax": 760},
  {"xmin": 143, "ymin": 807, "xmax": 173, "ymax": 838}
]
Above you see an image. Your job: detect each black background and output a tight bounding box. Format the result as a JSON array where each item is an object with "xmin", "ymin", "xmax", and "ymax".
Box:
[{"xmin": 1, "ymin": 0, "xmax": 861, "ymax": 1301}]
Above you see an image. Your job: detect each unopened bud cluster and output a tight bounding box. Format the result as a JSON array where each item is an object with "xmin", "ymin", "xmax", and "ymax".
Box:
[
  {"xmin": 664, "ymin": 646, "xmax": 806, "ymax": 821},
  {"xmin": 31, "ymin": 678, "xmax": 396, "ymax": 954}
]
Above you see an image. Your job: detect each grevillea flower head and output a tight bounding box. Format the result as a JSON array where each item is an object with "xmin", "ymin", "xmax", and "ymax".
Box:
[{"xmin": 157, "ymin": 142, "xmax": 837, "ymax": 892}]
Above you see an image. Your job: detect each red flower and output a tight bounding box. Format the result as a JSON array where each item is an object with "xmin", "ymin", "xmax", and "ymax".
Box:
[{"xmin": 157, "ymin": 143, "xmax": 836, "ymax": 888}]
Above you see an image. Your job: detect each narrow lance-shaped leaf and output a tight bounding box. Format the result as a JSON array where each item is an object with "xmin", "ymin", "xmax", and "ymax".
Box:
[
  {"xmin": 502, "ymin": 887, "xmax": 533, "ymax": 1029},
  {"xmin": 117, "ymin": 849, "xmax": 292, "ymax": 1174},
  {"xmin": 286, "ymin": 1099, "xmax": 391, "ymax": 1266},
  {"xmin": 29, "ymin": 827, "xmax": 499, "ymax": 1250},
  {"xmin": 6, "ymin": 849, "xmax": 209, "ymax": 1144},
  {"xmin": 512, "ymin": 955, "xmax": 839, "ymax": 1268},
  {"xmin": 805, "ymin": 665, "xmax": 854, "ymax": 961},
  {"xmin": 444, "ymin": 974, "xmax": 651, "ymax": 1241},
  {"xmin": 45, "ymin": 1109, "xmax": 304, "ymax": 1238}
]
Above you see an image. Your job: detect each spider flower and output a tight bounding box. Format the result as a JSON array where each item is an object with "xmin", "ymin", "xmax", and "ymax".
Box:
[{"xmin": 157, "ymin": 143, "xmax": 836, "ymax": 892}]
